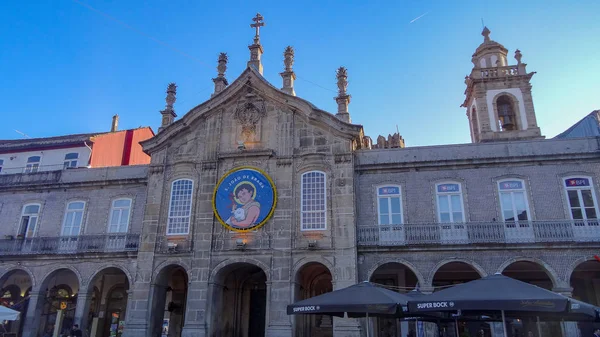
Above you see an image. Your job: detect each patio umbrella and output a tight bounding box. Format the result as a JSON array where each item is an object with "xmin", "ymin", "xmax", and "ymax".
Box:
[
  {"xmin": 0, "ymin": 305, "xmax": 20, "ymax": 321},
  {"xmin": 287, "ymin": 281, "xmax": 413, "ymax": 337},
  {"xmin": 407, "ymin": 274, "xmax": 589, "ymax": 337}
]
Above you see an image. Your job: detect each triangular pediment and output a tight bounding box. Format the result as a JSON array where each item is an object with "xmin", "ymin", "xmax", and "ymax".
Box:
[{"xmin": 142, "ymin": 66, "xmax": 363, "ymax": 155}]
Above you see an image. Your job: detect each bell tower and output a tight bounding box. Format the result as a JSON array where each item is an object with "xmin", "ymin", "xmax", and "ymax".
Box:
[{"xmin": 462, "ymin": 27, "xmax": 543, "ymax": 143}]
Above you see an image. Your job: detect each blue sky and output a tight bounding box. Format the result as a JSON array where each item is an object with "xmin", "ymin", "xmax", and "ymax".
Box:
[{"xmin": 1, "ymin": 0, "xmax": 598, "ymax": 146}]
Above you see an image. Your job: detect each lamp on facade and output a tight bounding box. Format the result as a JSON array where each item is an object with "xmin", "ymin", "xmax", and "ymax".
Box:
[
  {"xmin": 235, "ymin": 238, "xmax": 246, "ymax": 249},
  {"xmin": 307, "ymin": 240, "xmax": 317, "ymax": 249}
]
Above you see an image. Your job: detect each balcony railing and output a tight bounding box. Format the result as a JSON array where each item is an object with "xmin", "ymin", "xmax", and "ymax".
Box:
[
  {"xmin": 479, "ymin": 65, "xmax": 520, "ymax": 79},
  {"xmin": 0, "ymin": 234, "xmax": 140, "ymax": 255},
  {"xmin": 357, "ymin": 220, "xmax": 600, "ymax": 246}
]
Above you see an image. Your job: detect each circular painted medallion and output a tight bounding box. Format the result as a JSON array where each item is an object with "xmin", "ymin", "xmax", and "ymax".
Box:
[{"xmin": 212, "ymin": 166, "xmax": 277, "ymax": 232}]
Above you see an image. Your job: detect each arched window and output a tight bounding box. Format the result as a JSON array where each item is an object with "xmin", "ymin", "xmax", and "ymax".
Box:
[
  {"xmin": 24, "ymin": 156, "xmax": 41, "ymax": 173},
  {"xmin": 167, "ymin": 179, "xmax": 194, "ymax": 235},
  {"xmin": 436, "ymin": 183, "xmax": 464, "ymax": 223},
  {"xmin": 62, "ymin": 201, "xmax": 86, "ymax": 236},
  {"xmin": 19, "ymin": 203, "xmax": 41, "ymax": 238},
  {"xmin": 64, "ymin": 153, "xmax": 79, "ymax": 169},
  {"xmin": 376, "ymin": 186, "xmax": 403, "ymax": 225},
  {"xmin": 301, "ymin": 171, "xmax": 327, "ymax": 230},
  {"xmin": 564, "ymin": 177, "xmax": 599, "ymax": 221},
  {"xmin": 497, "ymin": 95, "xmax": 516, "ymax": 131},
  {"xmin": 497, "ymin": 179, "xmax": 530, "ymax": 223},
  {"xmin": 108, "ymin": 198, "xmax": 132, "ymax": 233}
]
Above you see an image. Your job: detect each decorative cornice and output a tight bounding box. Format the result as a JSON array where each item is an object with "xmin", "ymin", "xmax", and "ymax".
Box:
[{"xmin": 218, "ymin": 148, "xmax": 275, "ymax": 159}]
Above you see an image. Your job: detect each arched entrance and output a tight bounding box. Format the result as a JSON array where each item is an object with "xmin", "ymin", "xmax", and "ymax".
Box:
[
  {"xmin": 432, "ymin": 262, "xmax": 483, "ymax": 337},
  {"xmin": 570, "ymin": 260, "xmax": 600, "ymax": 337},
  {"xmin": 294, "ymin": 262, "xmax": 333, "ymax": 337},
  {"xmin": 150, "ymin": 265, "xmax": 188, "ymax": 337},
  {"xmin": 370, "ymin": 262, "xmax": 419, "ymax": 337},
  {"xmin": 210, "ymin": 262, "xmax": 267, "ymax": 337},
  {"xmin": 0, "ymin": 269, "xmax": 33, "ymax": 337},
  {"xmin": 432, "ymin": 262, "xmax": 482, "ymax": 288},
  {"xmin": 502, "ymin": 261, "xmax": 559, "ymax": 337},
  {"xmin": 87, "ymin": 267, "xmax": 131, "ymax": 337},
  {"xmin": 38, "ymin": 269, "xmax": 80, "ymax": 337}
]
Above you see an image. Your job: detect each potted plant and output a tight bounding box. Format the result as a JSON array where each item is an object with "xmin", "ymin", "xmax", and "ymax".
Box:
[
  {"xmin": 4, "ymin": 235, "xmax": 13, "ymax": 240},
  {"xmin": 16, "ymin": 234, "xmax": 24, "ymax": 240}
]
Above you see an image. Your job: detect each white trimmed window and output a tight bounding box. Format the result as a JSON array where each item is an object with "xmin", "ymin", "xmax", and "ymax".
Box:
[
  {"xmin": 564, "ymin": 177, "xmax": 599, "ymax": 221},
  {"xmin": 108, "ymin": 198, "xmax": 132, "ymax": 233},
  {"xmin": 498, "ymin": 179, "xmax": 530, "ymax": 222},
  {"xmin": 377, "ymin": 186, "xmax": 403, "ymax": 225},
  {"xmin": 0, "ymin": 159, "xmax": 4, "ymax": 173},
  {"xmin": 19, "ymin": 204, "xmax": 41, "ymax": 238},
  {"xmin": 24, "ymin": 156, "xmax": 41, "ymax": 173},
  {"xmin": 436, "ymin": 183, "xmax": 464, "ymax": 223},
  {"xmin": 301, "ymin": 171, "xmax": 327, "ymax": 230},
  {"xmin": 62, "ymin": 201, "xmax": 86, "ymax": 236},
  {"xmin": 63, "ymin": 153, "xmax": 78, "ymax": 169},
  {"xmin": 167, "ymin": 179, "xmax": 194, "ymax": 235}
]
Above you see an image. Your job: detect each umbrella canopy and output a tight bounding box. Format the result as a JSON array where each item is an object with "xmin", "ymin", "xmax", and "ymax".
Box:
[
  {"xmin": 407, "ymin": 274, "xmax": 569, "ymax": 313},
  {"xmin": 287, "ymin": 281, "xmax": 412, "ymax": 317},
  {"xmin": 0, "ymin": 305, "xmax": 20, "ymax": 321}
]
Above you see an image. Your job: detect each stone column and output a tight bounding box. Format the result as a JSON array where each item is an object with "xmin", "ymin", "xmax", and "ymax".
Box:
[
  {"xmin": 21, "ymin": 290, "xmax": 45, "ymax": 337},
  {"xmin": 121, "ymin": 282, "xmax": 152, "ymax": 337},
  {"xmin": 181, "ymin": 279, "xmax": 207, "ymax": 337},
  {"xmin": 73, "ymin": 288, "xmax": 93, "ymax": 332},
  {"xmin": 334, "ymin": 67, "xmax": 351, "ymax": 123},
  {"xmin": 553, "ymin": 288, "xmax": 581, "ymax": 337}
]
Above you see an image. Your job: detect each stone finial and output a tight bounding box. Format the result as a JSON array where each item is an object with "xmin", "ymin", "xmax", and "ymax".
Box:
[
  {"xmin": 280, "ymin": 46, "xmax": 296, "ymax": 96},
  {"xmin": 334, "ymin": 66, "xmax": 351, "ymax": 123},
  {"xmin": 159, "ymin": 83, "xmax": 177, "ymax": 132},
  {"xmin": 248, "ymin": 13, "xmax": 265, "ymax": 74},
  {"xmin": 284, "ymin": 46, "xmax": 294, "ymax": 71},
  {"xmin": 217, "ymin": 52, "xmax": 228, "ymax": 76},
  {"xmin": 336, "ymin": 67, "xmax": 349, "ymax": 95},
  {"xmin": 482, "ymin": 26, "xmax": 491, "ymax": 43},
  {"xmin": 514, "ymin": 49, "xmax": 522, "ymax": 64},
  {"xmin": 165, "ymin": 83, "xmax": 177, "ymax": 108},
  {"xmin": 213, "ymin": 53, "xmax": 229, "ymax": 96}
]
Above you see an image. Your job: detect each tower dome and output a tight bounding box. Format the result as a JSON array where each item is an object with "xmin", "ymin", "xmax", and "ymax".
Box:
[{"xmin": 471, "ymin": 27, "xmax": 508, "ymax": 68}]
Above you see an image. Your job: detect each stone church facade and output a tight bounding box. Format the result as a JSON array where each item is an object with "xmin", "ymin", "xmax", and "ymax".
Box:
[{"xmin": 1, "ymin": 15, "xmax": 599, "ymax": 337}]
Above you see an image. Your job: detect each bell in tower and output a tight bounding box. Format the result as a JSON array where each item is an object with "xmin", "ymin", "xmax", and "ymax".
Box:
[{"xmin": 461, "ymin": 27, "xmax": 544, "ymax": 143}]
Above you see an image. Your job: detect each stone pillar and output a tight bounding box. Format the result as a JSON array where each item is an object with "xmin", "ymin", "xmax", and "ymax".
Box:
[
  {"xmin": 553, "ymin": 288, "xmax": 581, "ymax": 337},
  {"xmin": 248, "ymin": 13, "xmax": 265, "ymax": 75},
  {"xmin": 334, "ymin": 67, "xmax": 351, "ymax": 123},
  {"xmin": 181, "ymin": 279, "xmax": 208, "ymax": 337},
  {"xmin": 265, "ymin": 279, "xmax": 293, "ymax": 337},
  {"xmin": 212, "ymin": 52, "xmax": 228, "ymax": 97},
  {"xmin": 280, "ymin": 46, "xmax": 296, "ymax": 96},
  {"xmin": 73, "ymin": 288, "xmax": 93, "ymax": 332},
  {"xmin": 159, "ymin": 83, "xmax": 177, "ymax": 133},
  {"xmin": 21, "ymin": 290, "xmax": 45, "ymax": 337},
  {"xmin": 121, "ymin": 282, "xmax": 152, "ymax": 337}
]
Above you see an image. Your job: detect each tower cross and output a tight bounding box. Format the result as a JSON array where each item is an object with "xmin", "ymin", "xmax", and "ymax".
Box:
[{"xmin": 250, "ymin": 13, "xmax": 265, "ymax": 42}]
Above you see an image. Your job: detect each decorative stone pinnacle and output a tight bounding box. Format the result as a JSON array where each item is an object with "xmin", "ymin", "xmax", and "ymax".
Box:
[
  {"xmin": 283, "ymin": 46, "xmax": 295, "ymax": 71},
  {"xmin": 165, "ymin": 83, "xmax": 177, "ymax": 109},
  {"xmin": 482, "ymin": 26, "xmax": 491, "ymax": 43},
  {"xmin": 336, "ymin": 66, "xmax": 349, "ymax": 96},
  {"xmin": 250, "ymin": 13, "xmax": 265, "ymax": 45},
  {"xmin": 217, "ymin": 52, "xmax": 228, "ymax": 77},
  {"xmin": 514, "ymin": 49, "xmax": 522, "ymax": 64}
]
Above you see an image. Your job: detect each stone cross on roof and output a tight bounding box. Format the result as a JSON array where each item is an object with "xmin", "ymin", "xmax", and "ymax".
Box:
[{"xmin": 250, "ymin": 13, "xmax": 265, "ymax": 44}]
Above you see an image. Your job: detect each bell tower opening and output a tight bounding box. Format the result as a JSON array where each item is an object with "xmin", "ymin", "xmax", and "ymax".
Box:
[{"xmin": 497, "ymin": 95, "xmax": 517, "ymax": 131}]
